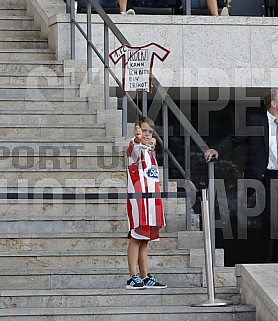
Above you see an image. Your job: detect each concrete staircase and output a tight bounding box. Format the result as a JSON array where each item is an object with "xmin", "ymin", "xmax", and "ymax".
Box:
[{"xmin": 0, "ymin": 0, "xmax": 256, "ymax": 320}]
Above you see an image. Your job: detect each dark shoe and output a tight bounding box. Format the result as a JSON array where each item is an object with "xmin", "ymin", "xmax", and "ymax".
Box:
[
  {"xmin": 143, "ymin": 273, "xmax": 167, "ymax": 289},
  {"xmin": 126, "ymin": 274, "xmax": 146, "ymax": 290}
]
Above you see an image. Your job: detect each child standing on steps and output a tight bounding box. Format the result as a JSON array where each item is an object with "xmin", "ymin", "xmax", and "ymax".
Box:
[{"xmin": 125, "ymin": 117, "xmax": 167, "ymax": 290}]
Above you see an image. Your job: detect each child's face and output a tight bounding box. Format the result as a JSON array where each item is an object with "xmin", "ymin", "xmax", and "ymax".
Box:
[{"xmin": 140, "ymin": 122, "xmax": 153, "ymax": 145}]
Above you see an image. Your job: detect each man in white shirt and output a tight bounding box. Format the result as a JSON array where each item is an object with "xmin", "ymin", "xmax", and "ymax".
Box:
[{"xmin": 205, "ymin": 88, "xmax": 278, "ymax": 262}]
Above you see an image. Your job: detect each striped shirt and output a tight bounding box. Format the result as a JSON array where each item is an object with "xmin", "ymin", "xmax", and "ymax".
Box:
[{"xmin": 126, "ymin": 139, "xmax": 165, "ymax": 231}]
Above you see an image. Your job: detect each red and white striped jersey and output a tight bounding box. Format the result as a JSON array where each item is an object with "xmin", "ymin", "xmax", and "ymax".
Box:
[{"xmin": 126, "ymin": 138, "xmax": 165, "ymax": 232}]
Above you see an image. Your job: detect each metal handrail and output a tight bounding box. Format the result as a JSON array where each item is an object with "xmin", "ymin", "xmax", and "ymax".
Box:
[{"xmin": 66, "ymin": 0, "xmax": 216, "ymax": 257}]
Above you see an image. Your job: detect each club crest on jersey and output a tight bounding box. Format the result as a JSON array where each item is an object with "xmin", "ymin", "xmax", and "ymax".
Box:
[{"xmin": 144, "ymin": 167, "xmax": 159, "ymax": 180}]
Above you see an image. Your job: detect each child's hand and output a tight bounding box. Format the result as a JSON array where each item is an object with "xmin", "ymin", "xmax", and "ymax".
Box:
[
  {"xmin": 149, "ymin": 137, "xmax": 156, "ymax": 151},
  {"xmin": 134, "ymin": 125, "xmax": 142, "ymax": 141}
]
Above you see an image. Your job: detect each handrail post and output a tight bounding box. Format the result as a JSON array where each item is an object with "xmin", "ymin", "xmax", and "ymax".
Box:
[
  {"xmin": 184, "ymin": 130, "xmax": 191, "ymax": 230},
  {"xmin": 186, "ymin": 195, "xmax": 192, "ymax": 231},
  {"xmin": 104, "ymin": 23, "xmax": 110, "ymax": 109},
  {"xmin": 208, "ymin": 161, "xmax": 215, "ymax": 266},
  {"xmin": 182, "ymin": 0, "xmax": 192, "ymax": 15},
  {"xmin": 87, "ymin": 0, "xmax": 92, "ymax": 84},
  {"xmin": 186, "ymin": 0, "xmax": 192, "ymax": 15},
  {"xmin": 162, "ymin": 101, "xmax": 169, "ymax": 192},
  {"xmin": 70, "ymin": 0, "xmax": 76, "ymax": 59},
  {"xmin": 122, "ymin": 94, "xmax": 128, "ymax": 137},
  {"xmin": 66, "ymin": 0, "xmax": 71, "ymax": 13},
  {"xmin": 184, "ymin": 135, "xmax": 191, "ymax": 179},
  {"xmin": 142, "ymin": 91, "xmax": 147, "ymax": 117},
  {"xmin": 192, "ymin": 189, "xmax": 232, "ymax": 307}
]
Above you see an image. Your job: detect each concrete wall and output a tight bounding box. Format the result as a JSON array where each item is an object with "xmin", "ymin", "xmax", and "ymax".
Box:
[
  {"xmin": 28, "ymin": 0, "xmax": 278, "ymax": 89},
  {"xmin": 236, "ymin": 264, "xmax": 278, "ymax": 321}
]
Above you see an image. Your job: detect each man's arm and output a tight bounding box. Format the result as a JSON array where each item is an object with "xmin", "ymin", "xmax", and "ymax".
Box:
[{"xmin": 204, "ymin": 135, "xmax": 244, "ymax": 162}]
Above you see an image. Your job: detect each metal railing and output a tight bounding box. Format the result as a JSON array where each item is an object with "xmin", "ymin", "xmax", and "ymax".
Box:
[{"xmin": 66, "ymin": 0, "xmax": 216, "ymax": 259}]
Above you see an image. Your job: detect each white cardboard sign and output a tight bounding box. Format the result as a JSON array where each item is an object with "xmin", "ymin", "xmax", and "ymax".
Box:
[{"xmin": 109, "ymin": 43, "xmax": 170, "ymax": 92}]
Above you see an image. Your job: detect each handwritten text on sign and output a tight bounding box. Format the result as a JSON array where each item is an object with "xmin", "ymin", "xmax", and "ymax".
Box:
[{"xmin": 109, "ymin": 43, "xmax": 170, "ymax": 92}]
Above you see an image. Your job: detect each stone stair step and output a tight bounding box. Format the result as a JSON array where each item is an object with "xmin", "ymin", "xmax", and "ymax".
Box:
[
  {"xmin": 0, "ymin": 0, "xmax": 26, "ymax": 7},
  {"xmin": 0, "ymin": 202, "xmax": 128, "ymax": 218},
  {"xmin": 0, "ymin": 114, "xmax": 97, "ymax": 127},
  {"xmin": 0, "ymin": 139, "xmax": 126, "ymax": 154},
  {"xmin": 0, "ymin": 99, "xmax": 115, "ymax": 113},
  {"xmin": 0, "ymin": 112, "xmax": 99, "ymax": 128},
  {"xmin": 0, "ymin": 171, "xmax": 176, "ymax": 191},
  {"xmin": 0, "ymin": 169, "xmax": 125, "ymax": 180},
  {"xmin": 0, "ymin": 141, "xmax": 123, "ymax": 154},
  {"xmin": 0, "ymin": 249, "xmax": 191, "ymax": 270},
  {"xmin": 0, "ymin": 74, "xmax": 71, "ymax": 85},
  {"xmin": 0, "ymin": 98, "xmax": 97, "ymax": 112},
  {"xmin": 0, "ymin": 305, "xmax": 256, "ymax": 321},
  {"xmin": 0, "ymin": 138, "xmax": 125, "ymax": 169},
  {"xmin": 0, "ymin": 49, "xmax": 55, "ymax": 60},
  {"xmin": 0, "ymin": 287, "xmax": 242, "ymax": 308},
  {"xmin": 0, "ymin": 219, "xmax": 130, "ymax": 234},
  {"xmin": 0, "ymin": 198, "xmax": 185, "ymax": 221},
  {"xmin": 0, "ymin": 126, "xmax": 106, "ymax": 140},
  {"xmin": 0, "ymin": 28, "xmax": 41, "ymax": 38},
  {"xmin": 0, "ymin": 61, "xmax": 64, "ymax": 74},
  {"xmin": 0, "ymin": 85, "xmax": 78, "ymax": 99},
  {"xmin": 0, "ymin": 16, "xmax": 34, "ymax": 28},
  {"xmin": 0, "ymin": 196, "xmax": 183, "ymax": 215},
  {"xmin": 0, "ymin": 136, "xmax": 121, "ymax": 143},
  {"xmin": 0, "ymin": 266, "xmax": 234, "ymax": 290},
  {"xmin": 0, "ymin": 155, "xmax": 125, "ymax": 171},
  {"xmin": 0, "ymin": 267, "xmax": 202, "ymax": 290},
  {"xmin": 0, "ymin": 8, "xmax": 27, "ymax": 16},
  {"xmin": 0, "ymin": 100, "xmax": 89, "ymax": 112},
  {"xmin": 0, "ymin": 232, "xmax": 177, "ymax": 251}
]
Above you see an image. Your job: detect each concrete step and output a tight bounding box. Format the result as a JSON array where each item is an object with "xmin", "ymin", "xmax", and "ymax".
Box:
[
  {"xmin": 0, "ymin": 113, "xmax": 97, "ymax": 127},
  {"xmin": 0, "ymin": 166, "xmax": 124, "ymax": 175},
  {"xmin": 0, "ymin": 218, "xmax": 131, "ymax": 234},
  {"xmin": 0, "ymin": 73, "xmax": 71, "ymax": 86},
  {"xmin": 0, "ymin": 137, "xmax": 114, "ymax": 154},
  {"xmin": 0, "ymin": 140, "xmax": 122, "ymax": 152},
  {"xmin": 0, "ymin": 126, "xmax": 107, "ymax": 140},
  {"xmin": 0, "ymin": 200, "xmax": 186, "ymax": 232},
  {"xmin": 0, "ymin": 287, "xmax": 242, "ymax": 308},
  {"xmin": 0, "ymin": 175, "xmax": 177, "ymax": 191},
  {"xmin": 0, "ymin": 155, "xmax": 125, "ymax": 171},
  {"xmin": 0, "ymin": 85, "xmax": 78, "ymax": 99},
  {"xmin": 0, "ymin": 61, "xmax": 64, "ymax": 74},
  {"xmin": 0, "ymin": 232, "xmax": 177, "ymax": 251},
  {"xmin": 0, "ymin": 98, "xmax": 97, "ymax": 112},
  {"xmin": 0, "ymin": 28, "xmax": 41, "ymax": 38},
  {"xmin": 0, "ymin": 62, "xmax": 74, "ymax": 88},
  {"xmin": 0, "ymin": 249, "xmax": 191, "ymax": 270},
  {"xmin": 0, "ymin": 0, "xmax": 26, "ymax": 7},
  {"xmin": 0, "ymin": 266, "xmax": 234, "ymax": 290},
  {"xmin": 0, "ymin": 16, "xmax": 34, "ymax": 28},
  {"xmin": 0, "ymin": 8, "xmax": 27, "ymax": 16},
  {"xmin": 0, "ymin": 49, "xmax": 55, "ymax": 61},
  {"xmin": 0, "ymin": 171, "xmax": 124, "ymax": 191},
  {"xmin": 0, "ymin": 202, "xmax": 128, "ymax": 218},
  {"xmin": 0, "ymin": 141, "xmax": 124, "ymax": 155},
  {"xmin": 0, "ymin": 305, "xmax": 256, "ymax": 321},
  {"xmin": 0, "ymin": 267, "xmax": 201, "ymax": 290},
  {"xmin": 0, "ymin": 173, "xmax": 179, "ymax": 195}
]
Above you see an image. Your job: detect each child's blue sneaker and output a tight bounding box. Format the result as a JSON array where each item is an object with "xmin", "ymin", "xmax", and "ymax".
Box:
[
  {"xmin": 143, "ymin": 273, "xmax": 167, "ymax": 289},
  {"xmin": 126, "ymin": 274, "xmax": 146, "ymax": 290}
]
